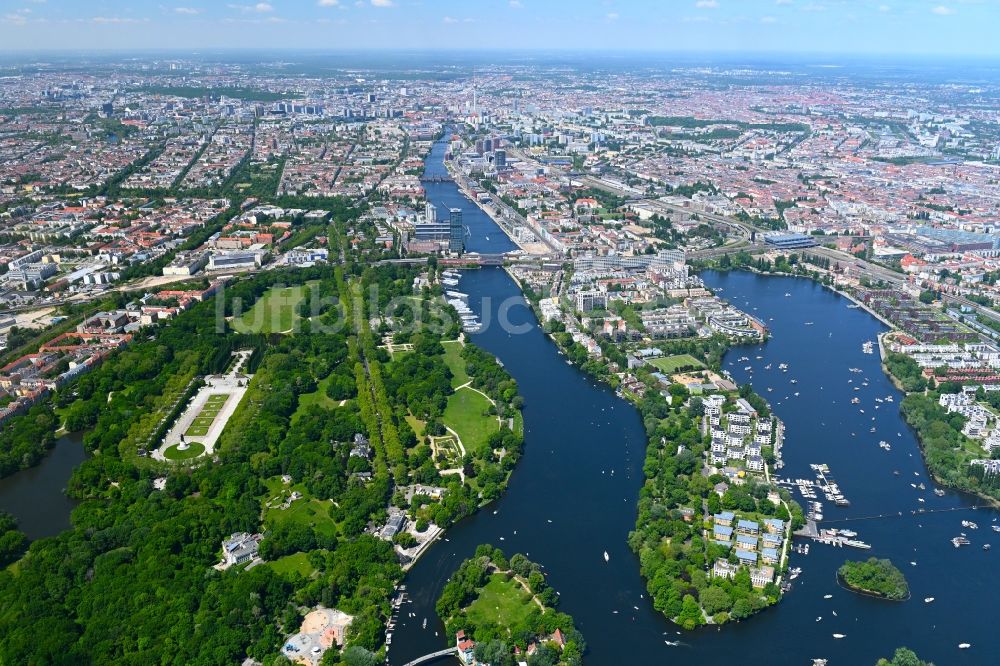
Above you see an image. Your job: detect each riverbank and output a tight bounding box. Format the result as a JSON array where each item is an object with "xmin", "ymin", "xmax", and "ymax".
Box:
[
  {"xmin": 392, "ymin": 137, "xmax": 1000, "ymax": 666},
  {"xmin": 513, "ymin": 270, "xmax": 800, "ymax": 628},
  {"xmin": 702, "ymin": 262, "xmax": 897, "ymax": 330},
  {"xmin": 442, "ymin": 158, "xmax": 550, "ymax": 256},
  {"xmin": 435, "ymin": 546, "xmax": 585, "ymax": 665},
  {"xmin": 707, "ymin": 263, "xmax": 1000, "ymax": 509}
]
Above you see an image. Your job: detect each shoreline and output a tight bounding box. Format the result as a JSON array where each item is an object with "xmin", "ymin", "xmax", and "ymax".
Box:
[
  {"xmin": 835, "ymin": 572, "xmax": 911, "ymax": 602},
  {"xmin": 514, "ymin": 270, "xmax": 796, "ymax": 629},
  {"xmin": 710, "ymin": 264, "xmax": 1000, "ymax": 509},
  {"xmin": 442, "ymin": 158, "xmax": 550, "ymax": 256}
]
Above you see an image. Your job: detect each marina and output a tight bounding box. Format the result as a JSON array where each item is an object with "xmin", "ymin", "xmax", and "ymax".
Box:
[{"xmin": 442, "ymin": 276, "xmax": 483, "ymax": 334}]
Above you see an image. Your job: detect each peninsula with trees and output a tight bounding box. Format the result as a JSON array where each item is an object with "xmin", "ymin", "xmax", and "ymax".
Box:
[{"xmin": 436, "ymin": 545, "xmax": 585, "ymax": 666}]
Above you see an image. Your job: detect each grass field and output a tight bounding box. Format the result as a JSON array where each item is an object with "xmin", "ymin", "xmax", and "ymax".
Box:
[
  {"xmin": 163, "ymin": 441, "xmax": 206, "ymax": 460},
  {"xmin": 647, "ymin": 353, "xmax": 706, "ymax": 374},
  {"xmin": 465, "ymin": 574, "xmax": 537, "ymax": 631},
  {"xmin": 262, "ymin": 477, "xmax": 339, "ymax": 539},
  {"xmin": 405, "ymin": 414, "xmax": 426, "ymax": 438},
  {"xmin": 294, "ymin": 372, "xmax": 339, "ymax": 418},
  {"xmin": 443, "ymin": 387, "xmax": 497, "ymax": 454},
  {"xmin": 441, "ymin": 340, "xmax": 469, "ymax": 388},
  {"xmin": 184, "ymin": 394, "xmax": 230, "ymax": 437},
  {"xmin": 232, "ymin": 284, "xmax": 313, "ymax": 334},
  {"xmin": 268, "ymin": 552, "xmax": 315, "ymax": 578}
]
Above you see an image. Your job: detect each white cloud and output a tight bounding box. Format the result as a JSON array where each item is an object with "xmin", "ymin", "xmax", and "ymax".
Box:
[
  {"xmin": 931, "ymin": 5, "xmax": 955, "ymax": 14},
  {"xmin": 443, "ymin": 15, "xmax": 458, "ymax": 23},
  {"xmin": 509, "ymin": 0, "xmax": 523, "ymax": 7},
  {"xmin": 695, "ymin": 0, "xmax": 719, "ymax": 8},
  {"xmin": 3, "ymin": 10, "xmax": 30, "ymax": 26},
  {"xmin": 371, "ymin": 0, "xmax": 395, "ymax": 6},
  {"xmin": 90, "ymin": 16, "xmax": 148, "ymax": 24},
  {"xmin": 227, "ymin": 2, "xmax": 273, "ymax": 12},
  {"xmin": 761, "ymin": 15, "xmax": 777, "ymax": 22},
  {"xmin": 317, "ymin": 0, "xmax": 339, "ymax": 6},
  {"xmin": 174, "ymin": 7, "xmax": 201, "ymax": 15},
  {"xmin": 774, "ymin": 0, "xmax": 792, "ymax": 5},
  {"xmin": 878, "ymin": 4, "xmax": 890, "ymax": 11},
  {"xmin": 223, "ymin": 15, "xmax": 287, "ymax": 24},
  {"xmin": 606, "ymin": 11, "xmax": 619, "ymax": 20}
]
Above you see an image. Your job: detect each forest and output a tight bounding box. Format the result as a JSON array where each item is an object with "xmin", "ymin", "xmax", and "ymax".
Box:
[
  {"xmin": 838, "ymin": 558, "xmax": 909, "ymax": 600},
  {"xmin": 0, "ymin": 256, "xmax": 525, "ymax": 665}
]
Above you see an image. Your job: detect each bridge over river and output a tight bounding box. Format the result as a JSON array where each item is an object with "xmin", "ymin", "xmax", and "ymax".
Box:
[{"xmin": 400, "ymin": 647, "xmax": 457, "ymax": 666}]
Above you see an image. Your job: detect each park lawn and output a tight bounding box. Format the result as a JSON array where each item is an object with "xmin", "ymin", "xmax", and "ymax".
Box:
[
  {"xmin": 512, "ymin": 408, "xmax": 524, "ymax": 437},
  {"xmin": 183, "ymin": 393, "xmax": 231, "ymax": 436},
  {"xmin": 268, "ymin": 552, "xmax": 315, "ymax": 578},
  {"xmin": 465, "ymin": 574, "xmax": 537, "ymax": 631},
  {"xmin": 648, "ymin": 353, "xmax": 706, "ymax": 373},
  {"xmin": 262, "ymin": 479, "xmax": 339, "ymax": 539},
  {"xmin": 405, "ymin": 414, "xmax": 426, "ymax": 438},
  {"xmin": 163, "ymin": 441, "xmax": 205, "ymax": 460},
  {"xmin": 185, "ymin": 423, "xmax": 211, "ymax": 437},
  {"xmin": 294, "ymin": 372, "xmax": 338, "ymax": 417},
  {"xmin": 268, "ymin": 499, "xmax": 339, "ymax": 539},
  {"xmin": 443, "ymin": 387, "xmax": 497, "ymax": 454},
  {"xmin": 232, "ymin": 283, "xmax": 313, "ymax": 334},
  {"xmin": 441, "ymin": 340, "xmax": 469, "ymax": 388}
]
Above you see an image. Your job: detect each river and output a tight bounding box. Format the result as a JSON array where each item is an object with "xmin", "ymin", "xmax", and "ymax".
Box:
[
  {"xmin": 0, "ymin": 432, "xmax": 86, "ymax": 540},
  {"xmin": 388, "ymin": 137, "xmax": 999, "ymax": 665}
]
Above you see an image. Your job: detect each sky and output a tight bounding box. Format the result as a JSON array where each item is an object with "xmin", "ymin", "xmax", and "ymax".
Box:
[{"xmin": 1, "ymin": 0, "xmax": 1000, "ymax": 56}]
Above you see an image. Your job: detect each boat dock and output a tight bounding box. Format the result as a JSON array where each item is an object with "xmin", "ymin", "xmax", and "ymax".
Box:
[{"xmin": 776, "ymin": 463, "xmax": 850, "ymax": 509}]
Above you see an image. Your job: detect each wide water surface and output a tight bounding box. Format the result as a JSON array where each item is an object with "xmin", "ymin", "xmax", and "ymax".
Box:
[
  {"xmin": 388, "ymin": 137, "xmax": 999, "ymax": 664},
  {"xmin": 0, "ymin": 432, "xmax": 86, "ymax": 540}
]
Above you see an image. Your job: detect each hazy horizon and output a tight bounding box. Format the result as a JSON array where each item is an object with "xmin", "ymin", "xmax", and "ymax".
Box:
[{"xmin": 2, "ymin": 1, "xmax": 1000, "ymax": 57}]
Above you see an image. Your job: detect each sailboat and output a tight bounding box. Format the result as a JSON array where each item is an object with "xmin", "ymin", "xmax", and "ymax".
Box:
[{"xmin": 604, "ymin": 551, "xmax": 610, "ymax": 563}]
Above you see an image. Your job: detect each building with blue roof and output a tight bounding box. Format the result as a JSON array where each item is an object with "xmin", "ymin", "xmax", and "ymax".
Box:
[
  {"xmin": 713, "ymin": 525, "xmax": 733, "ymax": 547},
  {"xmin": 714, "ymin": 511, "xmax": 735, "ymax": 526},
  {"xmin": 763, "ymin": 232, "xmax": 817, "ymax": 249},
  {"xmin": 736, "ymin": 548, "xmax": 758, "ymax": 564},
  {"xmin": 763, "ymin": 518, "xmax": 785, "ymax": 534}
]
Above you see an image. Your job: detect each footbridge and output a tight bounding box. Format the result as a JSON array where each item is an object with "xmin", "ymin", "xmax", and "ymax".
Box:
[{"xmin": 401, "ymin": 647, "xmax": 458, "ymax": 666}]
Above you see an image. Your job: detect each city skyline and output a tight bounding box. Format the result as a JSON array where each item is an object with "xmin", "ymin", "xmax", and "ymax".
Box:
[{"xmin": 2, "ymin": 0, "xmax": 1000, "ymax": 57}]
